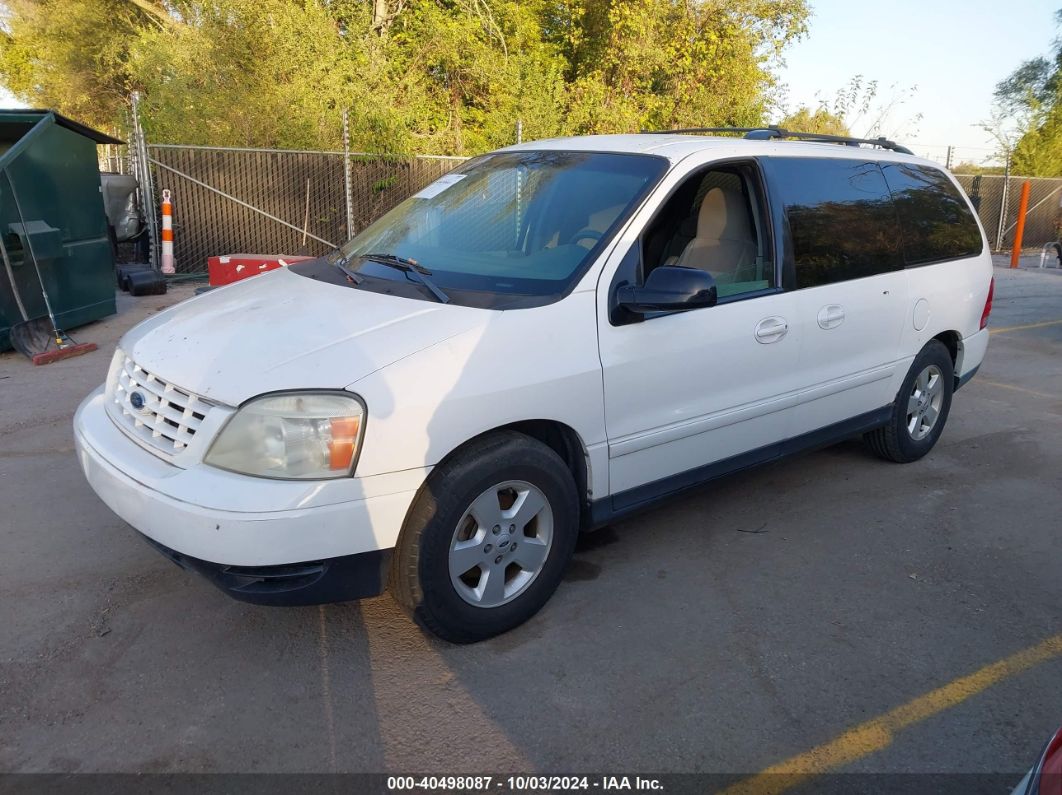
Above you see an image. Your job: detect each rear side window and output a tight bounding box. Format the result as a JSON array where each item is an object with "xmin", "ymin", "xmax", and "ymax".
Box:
[
  {"xmin": 768, "ymin": 158, "xmax": 903, "ymax": 289},
  {"xmin": 881, "ymin": 163, "xmax": 984, "ymax": 265}
]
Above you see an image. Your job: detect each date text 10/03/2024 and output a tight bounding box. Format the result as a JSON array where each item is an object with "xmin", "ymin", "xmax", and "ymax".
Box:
[{"xmin": 387, "ymin": 776, "xmax": 665, "ymax": 791}]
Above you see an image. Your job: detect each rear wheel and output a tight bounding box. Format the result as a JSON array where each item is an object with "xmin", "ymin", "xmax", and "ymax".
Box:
[
  {"xmin": 390, "ymin": 431, "xmax": 579, "ymax": 643},
  {"xmin": 864, "ymin": 340, "xmax": 954, "ymax": 463}
]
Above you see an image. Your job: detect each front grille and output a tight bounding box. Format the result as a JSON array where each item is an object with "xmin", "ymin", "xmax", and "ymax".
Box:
[{"xmin": 110, "ymin": 355, "xmax": 213, "ymax": 456}]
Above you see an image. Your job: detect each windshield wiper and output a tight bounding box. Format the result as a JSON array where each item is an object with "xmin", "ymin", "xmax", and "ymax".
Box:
[
  {"xmin": 360, "ymin": 253, "xmax": 450, "ymax": 304},
  {"xmin": 332, "ymin": 259, "xmax": 364, "ymax": 286}
]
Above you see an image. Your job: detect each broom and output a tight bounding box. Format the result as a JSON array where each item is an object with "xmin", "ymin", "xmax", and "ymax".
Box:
[
  {"xmin": 8, "ymin": 282, "xmax": 98, "ymax": 366},
  {"xmin": 3, "ymin": 176, "xmax": 97, "ymax": 365}
]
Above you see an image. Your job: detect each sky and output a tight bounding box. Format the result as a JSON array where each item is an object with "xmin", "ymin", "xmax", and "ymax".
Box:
[{"xmin": 777, "ymin": 0, "xmax": 1060, "ymax": 164}]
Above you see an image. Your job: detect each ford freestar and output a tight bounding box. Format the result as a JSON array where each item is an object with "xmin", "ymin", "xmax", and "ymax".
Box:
[{"xmin": 74, "ymin": 130, "xmax": 993, "ymax": 642}]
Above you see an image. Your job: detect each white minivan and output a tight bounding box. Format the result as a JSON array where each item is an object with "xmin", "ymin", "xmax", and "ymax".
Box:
[{"xmin": 74, "ymin": 130, "xmax": 994, "ymax": 642}]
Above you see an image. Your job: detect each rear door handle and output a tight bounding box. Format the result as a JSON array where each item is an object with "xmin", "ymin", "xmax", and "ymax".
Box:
[
  {"xmin": 817, "ymin": 304, "xmax": 845, "ymax": 330},
  {"xmin": 755, "ymin": 316, "xmax": 788, "ymax": 344}
]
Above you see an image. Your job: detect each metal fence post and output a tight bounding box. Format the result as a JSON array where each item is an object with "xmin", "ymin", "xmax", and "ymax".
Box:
[
  {"xmin": 127, "ymin": 108, "xmax": 141, "ymax": 232},
  {"xmin": 342, "ymin": 109, "xmax": 354, "ymax": 241},
  {"xmin": 995, "ymin": 153, "xmax": 1011, "ymax": 252},
  {"xmin": 130, "ymin": 92, "xmax": 160, "ymax": 270}
]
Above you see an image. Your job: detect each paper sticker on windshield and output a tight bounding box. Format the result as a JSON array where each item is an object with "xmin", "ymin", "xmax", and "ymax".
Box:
[{"xmin": 413, "ymin": 173, "xmax": 466, "ymax": 200}]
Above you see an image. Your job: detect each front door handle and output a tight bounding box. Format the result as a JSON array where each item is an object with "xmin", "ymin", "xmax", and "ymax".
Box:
[
  {"xmin": 755, "ymin": 316, "xmax": 788, "ymax": 344},
  {"xmin": 817, "ymin": 304, "xmax": 846, "ymax": 330}
]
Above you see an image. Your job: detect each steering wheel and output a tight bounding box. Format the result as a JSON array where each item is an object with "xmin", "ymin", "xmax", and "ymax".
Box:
[{"xmin": 567, "ymin": 227, "xmax": 603, "ymax": 246}]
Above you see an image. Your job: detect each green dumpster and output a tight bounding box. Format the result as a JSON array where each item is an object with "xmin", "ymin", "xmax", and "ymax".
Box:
[{"xmin": 0, "ymin": 109, "xmax": 123, "ymax": 351}]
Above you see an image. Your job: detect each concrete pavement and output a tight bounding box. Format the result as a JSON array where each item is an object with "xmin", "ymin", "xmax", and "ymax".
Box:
[{"xmin": 1, "ymin": 267, "xmax": 1059, "ymax": 785}]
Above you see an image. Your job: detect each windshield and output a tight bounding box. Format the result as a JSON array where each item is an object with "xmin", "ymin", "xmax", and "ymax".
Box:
[{"xmin": 297, "ymin": 151, "xmax": 667, "ymax": 309}]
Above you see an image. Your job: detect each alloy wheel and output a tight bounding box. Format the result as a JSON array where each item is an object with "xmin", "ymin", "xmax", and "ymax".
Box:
[
  {"xmin": 448, "ymin": 480, "xmax": 554, "ymax": 608},
  {"xmin": 907, "ymin": 364, "xmax": 944, "ymax": 441}
]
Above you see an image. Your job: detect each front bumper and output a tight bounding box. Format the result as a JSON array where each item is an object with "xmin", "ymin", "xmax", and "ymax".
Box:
[
  {"xmin": 74, "ymin": 386, "xmax": 425, "ymax": 603},
  {"xmin": 139, "ymin": 533, "xmax": 392, "ymax": 605}
]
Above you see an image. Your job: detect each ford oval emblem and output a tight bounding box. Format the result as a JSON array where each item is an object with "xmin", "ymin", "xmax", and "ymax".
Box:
[{"xmin": 129, "ymin": 391, "xmax": 147, "ymax": 411}]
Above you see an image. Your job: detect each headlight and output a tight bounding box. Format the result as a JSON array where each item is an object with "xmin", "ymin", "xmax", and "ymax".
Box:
[
  {"xmin": 204, "ymin": 392, "xmax": 365, "ymax": 480},
  {"xmin": 105, "ymin": 348, "xmax": 124, "ymax": 398}
]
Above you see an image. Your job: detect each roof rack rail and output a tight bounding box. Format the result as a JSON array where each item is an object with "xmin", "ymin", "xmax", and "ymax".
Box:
[{"xmin": 643, "ymin": 126, "xmax": 914, "ymax": 155}]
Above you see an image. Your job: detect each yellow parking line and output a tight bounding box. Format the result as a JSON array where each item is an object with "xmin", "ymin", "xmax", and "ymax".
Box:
[
  {"xmin": 976, "ymin": 380, "xmax": 1058, "ymax": 400},
  {"xmin": 720, "ymin": 634, "xmax": 1062, "ymax": 795},
  {"xmin": 990, "ymin": 318, "xmax": 1062, "ymax": 335}
]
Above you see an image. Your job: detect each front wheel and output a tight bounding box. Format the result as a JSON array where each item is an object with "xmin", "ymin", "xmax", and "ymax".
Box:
[
  {"xmin": 864, "ymin": 339, "xmax": 954, "ymax": 463},
  {"xmin": 390, "ymin": 431, "xmax": 579, "ymax": 643}
]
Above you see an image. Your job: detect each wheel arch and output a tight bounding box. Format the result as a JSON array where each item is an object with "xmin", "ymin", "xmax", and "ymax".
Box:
[
  {"xmin": 411, "ymin": 419, "xmax": 593, "ymax": 532},
  {"xmin": 932, "ymin": 330, "xmax": 963, "ymax": 383},
  {"xmin": 501, "ymin": 420, "xmax": 591, "ymax": 526}
]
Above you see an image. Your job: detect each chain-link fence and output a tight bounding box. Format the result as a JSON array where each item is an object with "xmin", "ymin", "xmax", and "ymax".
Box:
[
  {"xmin": 144, "ymin": 145, "xmax": 464, "ymax": 274},
  {"xmin": 953, "ymin": 174, "xmax": 1062, "ymax": 251},
  {"xmin": 103, "ymin": 135, "xmax": 1062, "ymax": 273}
]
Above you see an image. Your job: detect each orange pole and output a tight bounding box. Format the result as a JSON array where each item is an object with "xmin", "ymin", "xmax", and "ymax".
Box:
[{"xmin": 1010, "ymin": 180, "xmax": 1031, "ymax": 268}]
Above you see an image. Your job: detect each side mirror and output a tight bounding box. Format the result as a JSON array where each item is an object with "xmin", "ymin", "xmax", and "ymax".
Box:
[{"xmin": 617, "ymin": 266, "xmax": 718, "ymax": 314}]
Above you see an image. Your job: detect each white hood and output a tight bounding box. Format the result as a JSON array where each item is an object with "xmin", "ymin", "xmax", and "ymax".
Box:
[{"xmin": 121, "ymin": 267, "xmax": 485, "ymax": 406}]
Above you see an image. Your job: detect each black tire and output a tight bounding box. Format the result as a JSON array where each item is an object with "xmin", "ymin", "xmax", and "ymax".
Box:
[
  {"xmin": 390, "ymin": 430, "xmax": 579, "ymax": 643},
  {"xmin": 116, "ymin": 264, "xmax": 146, "ymax": 292},
  {"xmin": 864, "ymin": 340, "xmax": 954, "ymax": 463}
]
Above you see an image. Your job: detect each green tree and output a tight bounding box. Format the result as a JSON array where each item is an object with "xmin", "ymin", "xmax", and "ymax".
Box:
[
  {"xmin": 0, "ymin": 0, "xmax": 810, "ymax": 155},
  {"xmin": 127, "ymin": 0, "xmax": 373, "ymax": 149},
  {"xmin": 561, "ymin": 0, "xmax": 808, "ymax": 133},
  {"xmin": 0, "ymin": 0, "xmax": 157, "ymax": 134},
  {"xmin": 778, "ymin": 106, "xmax": 849, "ymax": 136},
  {"xmin": 992, "ymin": 9, "xmax": 1062, "ymax": 175},
  {"xmin": 393, "ymin": 0, "xmax": 570, "ymax": 154},
  {"xmin": 778, "ymin": 76, "xmax": 920, "ymax": 140},
  {"xmin": 1011, "ymin": 103, "xmax": 1062, "ymax": 176},
  {"xmin": 950, "ymin": 161, "xmax": 1005, "ymax": 176}
]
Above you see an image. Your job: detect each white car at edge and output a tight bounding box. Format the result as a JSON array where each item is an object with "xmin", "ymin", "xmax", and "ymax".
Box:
[{"xmin": 74, "ymin": 131, "xmax": 994, "ymax": 642}]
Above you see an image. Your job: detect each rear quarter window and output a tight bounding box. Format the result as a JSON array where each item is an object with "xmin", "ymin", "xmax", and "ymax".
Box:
[{"xmin": 880, "ymin": 163, "xmax": 984, "ymax": 265}]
